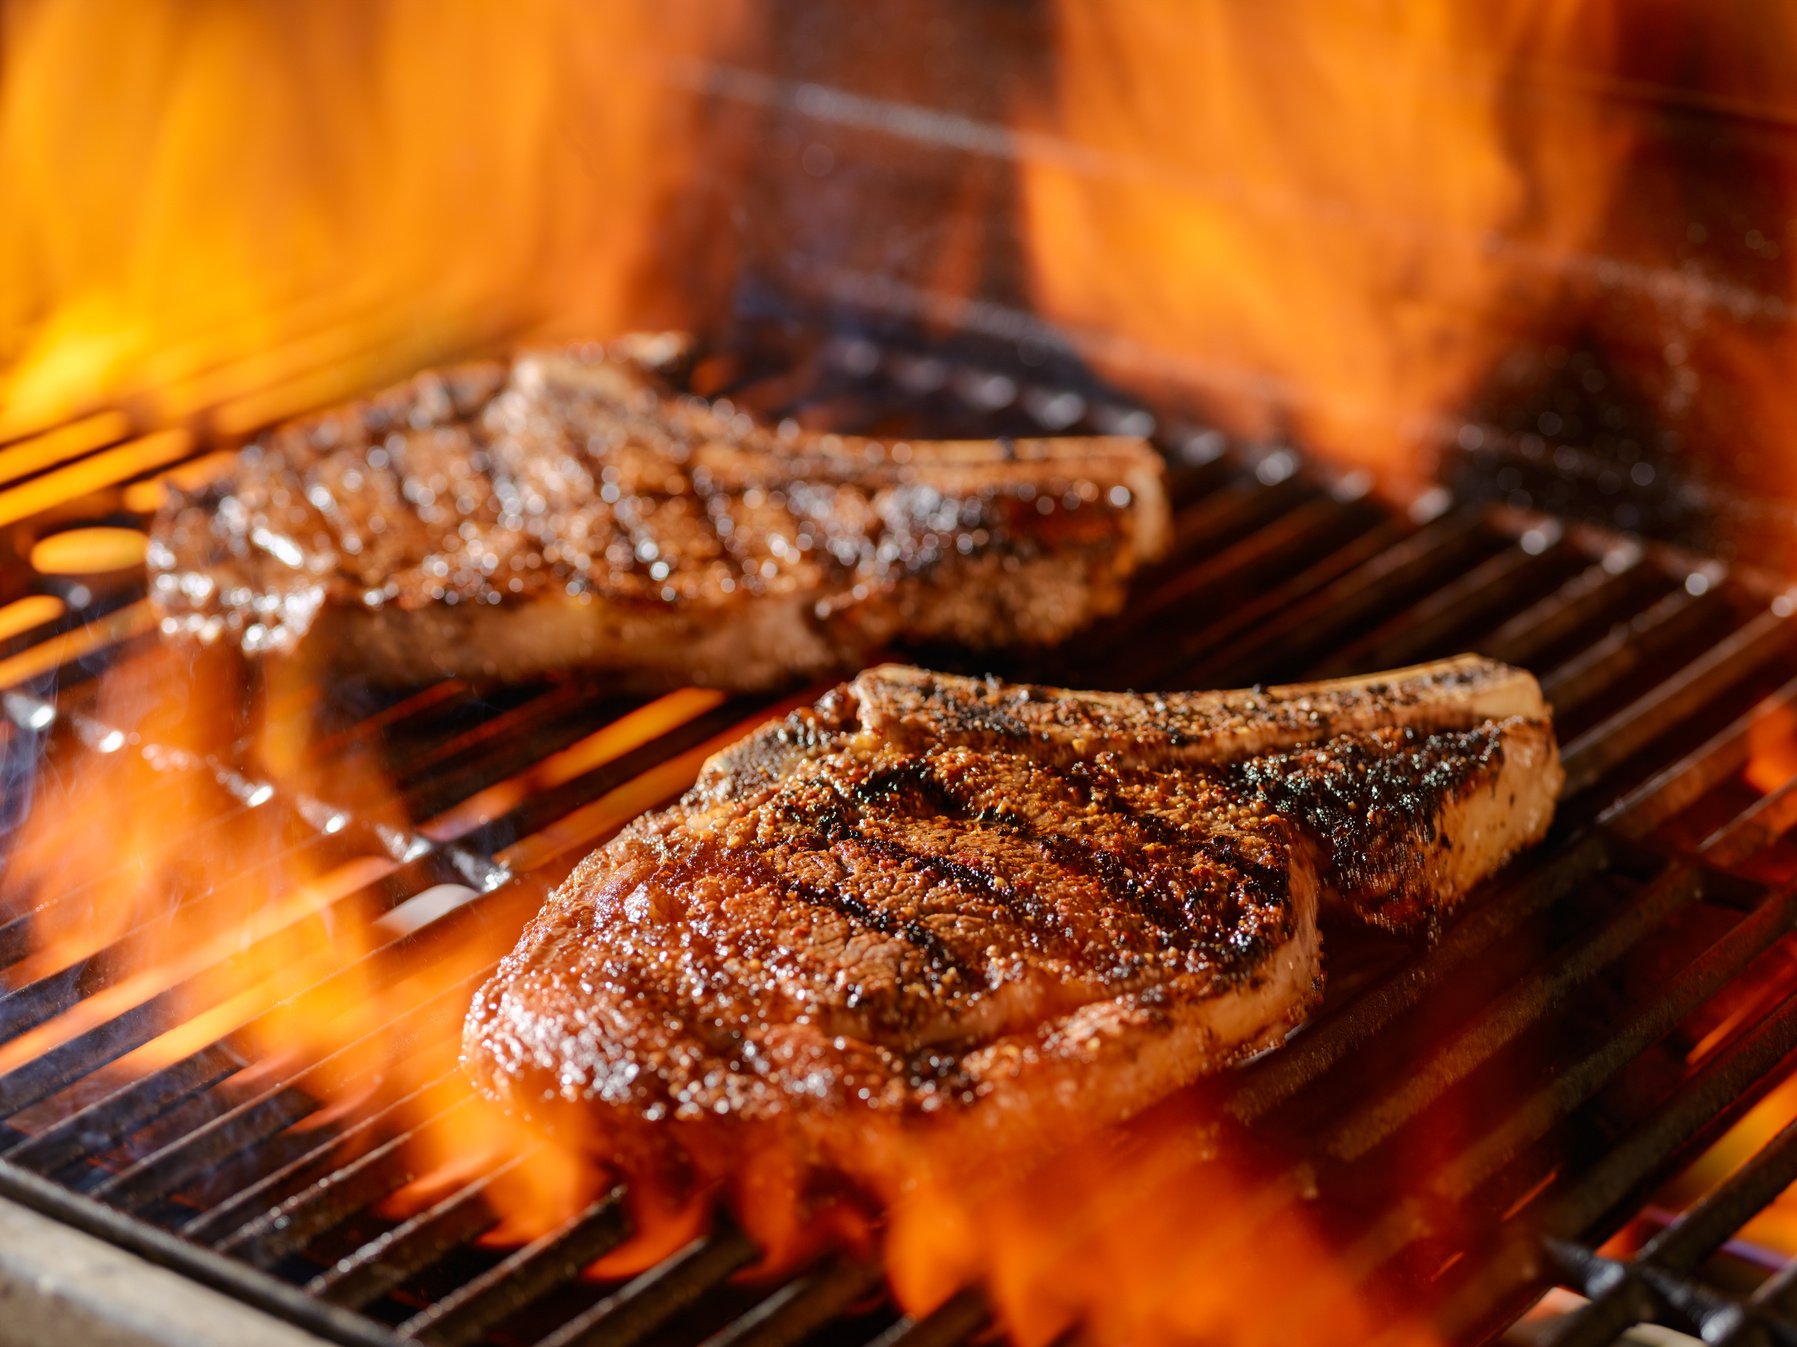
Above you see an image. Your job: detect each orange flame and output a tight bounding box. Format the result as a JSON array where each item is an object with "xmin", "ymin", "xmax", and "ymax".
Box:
[
  {"xmin": 0, "ymin": 633, "xmax": 835, "ymax": 1274},
  {"xmin": 882, "ymin": 1098, "xmax": 1440, "ymax": 1347},
  {"xmin": 1023, "ymin": 1, "xmax": 1628, "ymax": 490},
  {"xmin": 0, "ymin": 0, "xmax": 742, "ymax": 440}
]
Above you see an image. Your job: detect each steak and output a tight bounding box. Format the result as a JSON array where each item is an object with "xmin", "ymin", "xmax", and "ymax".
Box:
[
  {"xmin": 147, "ymin": 336, "xmax": 1169, "ymax": 689},
  {"xmin": 463, "ymin": 657, "xmax": 1561, "ymax": 1174}
]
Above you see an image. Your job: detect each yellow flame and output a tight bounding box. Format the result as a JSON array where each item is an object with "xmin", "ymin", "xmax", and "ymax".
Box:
[{"xmin": 0, "ymin": 0, "xmax": 742, "ymax": 439}]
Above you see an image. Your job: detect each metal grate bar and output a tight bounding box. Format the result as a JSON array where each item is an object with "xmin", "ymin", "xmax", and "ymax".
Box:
[
  {"xmin": 1139, "ymin": 490, "xmax": 1377, "ymax": 621},
  {"xmin": 0, "ymin": 988, "xmax": 193, "ymax": 1118},
  {"xmin": 1229, "ymin": 833, "xmax": 1611, "ymax": 1126},
  {"xmin": 1069, "ymin": 481, "xmax": 1354, "ymax": 683},
  {"xmin": 450, "ymin": 699, "xmax": 750, "ymax": 860},
  {"xmin": 1703, "ymin": 769, "xmax": 1797, "ymax": 869},
  {"xmin": 1483, "ymin": 554, "xmax": 1657, "ymax": 669},
  {"xmin": 216, "ymin": 1129, "xmax": 431, "ymax": 1271},
  {"xmin": 0, "ymin": 601, "xmax": 155, "ymax": 696},
  {"xmin": 0, "ymin": 828, "xmax": 372, "ymax": 1042},
  {"xmin": 395, "ymin": 1189, "xmax": 630, "ymax": 1347},
  {"xmin": 1151, "ymin": 475, "xmax": 1313, "ymax": 570},
  {"xmin": 1709, "ymin": 1248, "xmax": 1797, "ymax": 1344},
  {"xmin": 398, "ymin": 689, "xmax": 640, "ymax": 824},
  {"xmin": 91, "ymin": 972, "xmax": 482, "ymax": 1214},
  {"xmin": 1191, "ymin": 872, "xmax": 1791, "ymax": 1341},
  {"xmin": 1541, "ymin": 587, "xmax": 1721, "ymax": 715},
  {"xmin": 1433, "ymin": 881, "xmax": 1797, "ymax": 1210},
  {"xmin": 865, "ymin": 1289, "xmax": 991, "ymax": 1347},
  {"xmin": 1436, "ymin": 977, "xmax": 1797, "ymax": 1342},
  {"xmin": 1314, "ymin": 537, "xmax": 1576, "ymax": 677},
  {"xmin": 3, "ymin": 334, "xmax": 1796, "ymax": 1347},
  {"xmin": 1600, "ymin": 675, "xmax": 1797, "ymax": 836},
  {"xmin": 1560, "ymin": 605, "xmax": 1797, "ymax": 797},
  {"xmin": 190, "ymin": 1078, "xmax": 468, "ymax": 1257},
  {"xmin": 1551, "ymin": 1113, "xmax": 1797, "ymax": 1345},
  {"xmin": 1320, "ymin": 866, "xmax": 1708, "ymax": 1165},
  {"xmin": 307, "ymin": 1153, "xmax": 533, "ymax": 1311},
  {"xmin": 535, "ymin": 1225, "xmax": 760, "ymax": 1347},
  {"xmin": 0, "ymin": 878, "xmax": 479, "ymax": 1146},
  {"xmin": 0, "ymin": 1156, "xmax": 400, "ymax": 1347},
  {"xmin": 1154, "ymin": 515, "xmax": 1414, "ymax": 686},
  {"xmin": 1191, "ymin": 507, "xmax": 1495, "ymax": 682},
  {"xmin": 1, "ymin": 1044, "xmax": 243, "ymax": 1174},
  {"xmin": 701, "ymin": 1258, "xmax": 882, "ymax": 1347}
]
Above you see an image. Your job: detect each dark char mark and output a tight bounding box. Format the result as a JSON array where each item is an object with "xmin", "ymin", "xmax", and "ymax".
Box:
[{"xmin": 852, "ymin": 755, "xmax": 1292, "ymax": 966}]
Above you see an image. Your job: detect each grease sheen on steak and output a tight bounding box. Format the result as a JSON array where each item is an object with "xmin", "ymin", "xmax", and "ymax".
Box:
[
  {"xmin": 148, "ymin": 336, "xmax": 1168, "ymax": 689},
  {"xmin": 463, "ymin": 658, "xmax": 1561, "ymax": 1166}
]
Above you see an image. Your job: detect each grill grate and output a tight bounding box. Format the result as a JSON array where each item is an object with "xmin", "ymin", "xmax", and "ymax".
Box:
[{"xmin": 1, "ymin": 323, "xmax": 1796, "ymax": 1345}]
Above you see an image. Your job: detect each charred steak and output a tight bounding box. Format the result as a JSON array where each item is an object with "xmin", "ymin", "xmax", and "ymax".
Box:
[
  {"xmin": 148, "ymin": 336, "xmax": 1169, "ymax": 689},
  {"xmin": 463, "ymin": 657, "xmax": 1561, "ymax": 1171}
]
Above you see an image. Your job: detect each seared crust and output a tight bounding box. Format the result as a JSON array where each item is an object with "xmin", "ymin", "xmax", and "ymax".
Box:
[
  {"xmin": 463, "ymin": 659, "xmax": 1560, "ymax": 1175},
  {"xmin": 1227, "ymin": 717, "xmax": 1561, "ymax": 931},
  {"xmin": 147, "ymin": 337, "xmax": 1168, "ymax": 689},
  {"xmin": 848, "ymin": 655, "xmax": 1548, "ymax": 765}
]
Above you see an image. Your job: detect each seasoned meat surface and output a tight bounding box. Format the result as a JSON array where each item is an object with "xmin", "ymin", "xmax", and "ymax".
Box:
[
  {"xmin": 1228, "ymin": 717, "xmax": 1560, "ymax": 931},
  {"xmin": 850, "ymin": 655, "xmax": 1549, "ymax": 764},
  {"xmin": 148, "ymin": 336, "xmax": 1168, "ymax": 689},
  {"xmin": 463, "ymin": 658, "xmax": 1561, "ymax": 1171}
]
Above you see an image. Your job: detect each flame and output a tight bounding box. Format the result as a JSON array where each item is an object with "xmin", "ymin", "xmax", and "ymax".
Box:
[
  {"xmin": 1, "ymin": 638, "xmax": 1454, "ymax": 1339},
  {"xmin": 1023, "ymin": 1, "xmax": 1627, "ymax": 488},
  {"xmin": 0, "ymin": 633, "xmax": 816, "ymax": 1269},
  {"xmin": 1, "ymin": 647, "xmax": 598, "ymax": 1245},
  {"xmin": 11, "ymin": 1, "xmax": 1770, "ymax": 1333},
  {"xmin": 873, "ymin": 1097, "xmax": 1441, "ymax": 1347},
  {"xmin": 0, "ymin": 0, "xmax": 742, "ymax": 439}
]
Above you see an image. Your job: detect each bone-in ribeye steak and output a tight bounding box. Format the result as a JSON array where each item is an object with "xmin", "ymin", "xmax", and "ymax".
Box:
[
  {"xmin": 463, "ymin": 657, "xmax": 1561, "ymax": 1170},
  {"xmin": 148, "ymin": 336, "xmax": 1169, "ymax": 689}
]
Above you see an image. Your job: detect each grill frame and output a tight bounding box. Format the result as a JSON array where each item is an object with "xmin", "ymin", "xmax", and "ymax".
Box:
[{"xmin": 0, "ymin": 323, "xmax": 1795, "ymax": 1347}]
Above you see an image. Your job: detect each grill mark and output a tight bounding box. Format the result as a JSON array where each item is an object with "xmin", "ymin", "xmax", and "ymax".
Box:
[
  {"xmin": 606, "ymin": 473, "xmax": 687, "ymax": 587},
  {"xmin": 170, "ymin": 349, "xmax": 1156, "ymax": 656},
  {"xmin": 1059, "ymin": 761, "xmax": 1293, "ymax": 954},
  {"xmin": 692, "ymin": 465, "xmax": 760, "ymax": 580},
  {"xmin": 807, "ymin": 777, "xmax": 1061, "ymax": 938},
  {"xmin": 849, "ymin": 759, "xmax": 1240, "ymax": 946},
  {"xmin": 684, "ymin": 836, "xmax": 975, "ymax": 988},
  {"xmin": 594, "ymin": 408, "xmax": 895, "ymax": 593}
]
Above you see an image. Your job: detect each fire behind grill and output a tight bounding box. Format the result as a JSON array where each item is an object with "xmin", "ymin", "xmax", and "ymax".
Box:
[{"xmin": 2, "ymin": 322, "xmax": 1797, "ymax": 1347}]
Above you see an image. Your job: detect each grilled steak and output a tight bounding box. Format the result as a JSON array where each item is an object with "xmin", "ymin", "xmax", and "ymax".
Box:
[
  {"xmin": 463, "ymin": 657, "xmax": 1560, "ymax": 1172},
  {"xmin": 147, "ymin": 336, "xmax": 1169, "ymax": 689}
]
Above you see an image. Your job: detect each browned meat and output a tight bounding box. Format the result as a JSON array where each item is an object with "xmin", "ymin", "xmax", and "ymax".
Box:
[
  {"xmin": 147, "ymin": 336, "xmax": 1168, "ymax": 689},
  {"xmin": 851, "ymin": 656, "xmax": 1560, "ymax": 930},
  {"xmin": 462, "ymin": 657, "xmax": 1560, "ymax": 1174}
]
